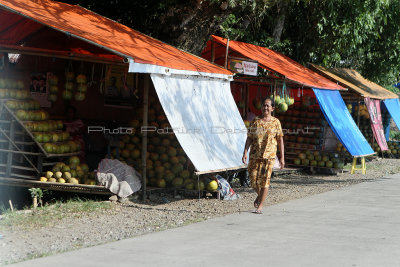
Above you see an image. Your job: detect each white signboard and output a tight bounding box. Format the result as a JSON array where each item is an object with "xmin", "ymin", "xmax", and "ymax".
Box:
[{"xmin": 228, "ymin": 58, "xmax": 258, "ymax": 76}]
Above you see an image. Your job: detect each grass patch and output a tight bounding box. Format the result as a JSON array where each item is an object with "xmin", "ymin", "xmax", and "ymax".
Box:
[{"xmin": 0, "ymin": 198, "xmax": 112, "ymax": 231}]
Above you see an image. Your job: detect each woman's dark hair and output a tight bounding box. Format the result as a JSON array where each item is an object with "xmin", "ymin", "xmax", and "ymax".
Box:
[{"xmin": 262, "ymin": 97, "xmax": 275, "ymax": 107}]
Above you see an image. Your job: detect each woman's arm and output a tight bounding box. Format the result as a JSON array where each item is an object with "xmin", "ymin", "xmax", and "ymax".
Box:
[
  {"xmin": 242, "ymin": 136, "xmax": 252, "ymax": 164},
  {"xmin": 278, "ymin": 135, "xmax": 285, "ymax": 169}
]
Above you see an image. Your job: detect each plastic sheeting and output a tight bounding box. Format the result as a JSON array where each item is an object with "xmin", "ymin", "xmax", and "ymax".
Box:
[
  {"xmin": 383, "ymin": 98, "xmax": 400, "ymax": 131},
  {"xmin": 313, "ymin": 89, "xmax": 374, "ymax": 157},
  {"xmin": 364, "ymin": 97, "xmax": 388, "ymax": 151},
  {"xmin": 150, "ymin": 74, "xmax": 247, "ymax": 172}
]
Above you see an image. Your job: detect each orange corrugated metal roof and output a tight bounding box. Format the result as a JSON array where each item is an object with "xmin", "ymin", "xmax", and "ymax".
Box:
[
  {"xmin": 202, "ymin": 35, "xmax": 345, "ymax": 90},
  {"xmin": 310, "ymin": 64, "xmax": 398, "ymax": 100},
  {"xmin": 0, "ymin": 0, "xmax": 231, "ymax": 76}
]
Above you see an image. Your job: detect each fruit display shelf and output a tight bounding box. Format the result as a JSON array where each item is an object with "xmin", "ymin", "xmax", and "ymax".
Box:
[
  {"xmin": 1, "ymin": 101, "xmax": 80, "ymax": 157},
  {"xmin": 0, "ymin": 177, "xmax": 110, "ymax": 195},
  {"xmin": 0, "ymin": 100, "xmax": 80, "ymax": 182}
]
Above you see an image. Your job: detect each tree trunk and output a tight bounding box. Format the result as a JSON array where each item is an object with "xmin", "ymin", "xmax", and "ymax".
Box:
[
  {"xmin": 157, "ymin": 2, "xmax": 236, "ymax": 55},
  {"xmin": 272, "ymin": 0, "xmax": 289, "ymax": 43}
]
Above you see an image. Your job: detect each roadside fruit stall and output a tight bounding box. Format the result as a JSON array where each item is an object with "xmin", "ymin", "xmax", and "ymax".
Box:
[
  {"xmin": 0, "ymin": 0, "xmax": 241, "ymax": 199},
  {"xmin": 201, "ymin": 35, "xmax": 372, "ymax": 173},
  {"xmin": 310, "ymin": 64, "xmax": 399, "ymax": 157}
]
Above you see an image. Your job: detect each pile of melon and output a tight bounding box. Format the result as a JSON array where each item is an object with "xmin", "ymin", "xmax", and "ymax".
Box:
[
  {"xmin": 39, "ymin": 156, "xmax": 95, "ymax": 185},
  {"xmin": 292, "ymin": 150, "xmax": 344, "ymax": 169},
  {"xmin": 109, "ymin": 96, "xmax": 216, "ymax": 190}
]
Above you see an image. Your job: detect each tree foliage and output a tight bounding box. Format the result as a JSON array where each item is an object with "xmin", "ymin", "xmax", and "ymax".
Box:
[
  {"xmin": 62, "ymin": 0, "xmax": 400, "ymax": 89},
  {"xmin": 284, "ymin": 0, "xmax": 400, "ymax": 88}
]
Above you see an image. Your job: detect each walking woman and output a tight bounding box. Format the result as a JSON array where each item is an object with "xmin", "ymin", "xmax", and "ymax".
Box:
[{"xmin": 242, "ymin": 98, "xmax": 285, "ymax": 214}]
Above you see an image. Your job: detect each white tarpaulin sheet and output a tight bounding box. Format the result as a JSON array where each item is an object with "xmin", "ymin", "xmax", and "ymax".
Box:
[{"xmin": 150, "ymin": 74, "xmax": 246, "ymax": 172}]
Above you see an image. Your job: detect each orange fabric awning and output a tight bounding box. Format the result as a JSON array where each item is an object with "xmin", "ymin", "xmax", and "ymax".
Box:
[
  {"xmin": 0, "ymin": 0, "xmax": 231, "ymax": 77},
  {"xmin": 310, "ymin": 64, "xmax": 398, "ymax": 100},
  {"xmin": 202, "ymin": 35, "xmax": 345, "ymax": 90}
]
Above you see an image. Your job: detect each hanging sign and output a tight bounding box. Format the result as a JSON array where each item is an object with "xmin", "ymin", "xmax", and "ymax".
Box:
[
  {"xmin": 228, "ymin": 57, "xmax": 258, "ymax": 76},
  {"xmin": 104, "ymin": 65, "xmax": 137, "ymax": 108},
  {"xmin": 29, "ymin": 72, "xmax": 51, "ymax": 107},
  {"xmin": 364, "ymin": 97, "xmax": 388, "ymax": 151}
]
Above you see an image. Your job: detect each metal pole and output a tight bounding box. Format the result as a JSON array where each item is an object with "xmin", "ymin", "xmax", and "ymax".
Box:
[
  {"xmin": 224, "ymin": 39, "xmax": 230, "ymax": 69},
  {"xmin": 141, "ymin": 74, "xmax": 149, "ymax": 200}
]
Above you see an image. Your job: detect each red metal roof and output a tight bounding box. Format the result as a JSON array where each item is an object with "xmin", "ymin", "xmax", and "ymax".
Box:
[
  {"xmin": 0, "ymin": 0, "xmax": 232, "ymax": 76},
  {"xmin": 202, "ymin": 35, "xmax": 345, "ymax": 90}
]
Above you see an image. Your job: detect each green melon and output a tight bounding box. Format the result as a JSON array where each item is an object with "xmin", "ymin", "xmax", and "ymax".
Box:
[
  {"xmin": 185, "ymin": 180, "xmax": 194, "ymax": 190},
  {"xmin": 170, "ymin": 156, "xmax": 179, "ymax": 165},
  {"xmin": 177, "ymin": 148, "xmax": 185, "ymax": 156},
  {"xmin": 154, "ymin": 160, "xmax": 162, "ymax": 167},
  {"xmin": 158, "ymin": 146, "xmax": 167, "ymax": 154},
  {"xmin": 171, "ymin": 164, "xmax": 184, "ymax": 175},
  {"xmin": 147, "ymin": 169, "xmax": 155, "ymax": 178},
  {"xmin": 164, "ymin": 171, "xmax": 175, "ymax": 183},
  {"xmin": 180, "ymin": 170, "xmax": 190, "ymax": 179},
  {"xmin": 151, "ymin": 137, "xmax": 161, "ymax": 145},
  {"xmin": 150, "ymin": 153, "xmax": 159, "ymax": 161},
  {"xmin": 161, "ymin": 139, "xmax": 170, "ymax": 147},
  {"xmin": 194, "ymin": 180, "xmax": 205, "ymax": 190},
  {"xmin": 163, "ymin": 162, "xmax": 171, "ymax": 169},
  {"xmin": 160, "ymin": 154, "xmax": 169, "ymax": 162},
  {"xmin": 168, "ymin": 147, "xmax": 177, "ymax": 157},
  {"xmin": 178, "ymin": 155, "xmax": 186, "ymax": 165},
  {"xmin": 155, "ymin": 166, "xmax": 165, "ymax": 174},
  {"xmin": 172, "ymin": 177, "xmax": 184, "ymax": 188},
  {"xmin": 131, "ymin": 149, "xmax": 140, "ymax": 159}
]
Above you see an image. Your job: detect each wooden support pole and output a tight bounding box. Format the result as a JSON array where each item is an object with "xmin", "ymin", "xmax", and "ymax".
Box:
[
  {"xmin": 37, "ymin": 156, "xmax": 43, "ymax": 178},
  {"xmin": 0, "ymin": 105, "xmax": 4, "ymax": 166},
  {"xmin": 8, "ymin": 199, "xmax": 14, "ymax": 212},
  {"xmin": 141, "ymin": 74, "xmax": 149, "ymax": 201},
  {"xmin": 224, "ymin": 39, "xmax": 230, "ymax": 69}
]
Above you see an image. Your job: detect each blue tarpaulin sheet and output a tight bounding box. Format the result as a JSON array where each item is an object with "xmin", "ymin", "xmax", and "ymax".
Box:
[
  {"xmin": 313, "ymin": 89, "xmax": 374, "ymax": 157},
  {"xmin": 383, "ymin": 98, "xmax": 400, "ymax": 131}
]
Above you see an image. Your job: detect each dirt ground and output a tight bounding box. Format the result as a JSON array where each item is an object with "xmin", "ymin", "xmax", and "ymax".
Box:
[{"xmin": 0, "ymin": 157, "xmax": 399, "ymax": 265}]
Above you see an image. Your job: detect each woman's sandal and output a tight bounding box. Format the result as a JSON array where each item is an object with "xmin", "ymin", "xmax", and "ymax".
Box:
[{"xmin": 254, "ymin": 209, "xmax": 263, "ymax": 214}]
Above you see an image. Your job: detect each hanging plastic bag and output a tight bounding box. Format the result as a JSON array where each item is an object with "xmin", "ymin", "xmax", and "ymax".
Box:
[{"xmin": 215, "ymin": 175, "xmax": 240, "ymax": 200}]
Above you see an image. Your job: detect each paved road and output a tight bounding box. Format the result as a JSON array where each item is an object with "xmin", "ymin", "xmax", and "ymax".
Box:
[{"xmin": 10, "ymin": 174, "xmax": 400, "ymax": 267}]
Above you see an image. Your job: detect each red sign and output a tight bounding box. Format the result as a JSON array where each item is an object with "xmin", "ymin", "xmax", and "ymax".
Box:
[{"xmin": 364, "ymin": 97, "xmax": 388, "ymax": 151}]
